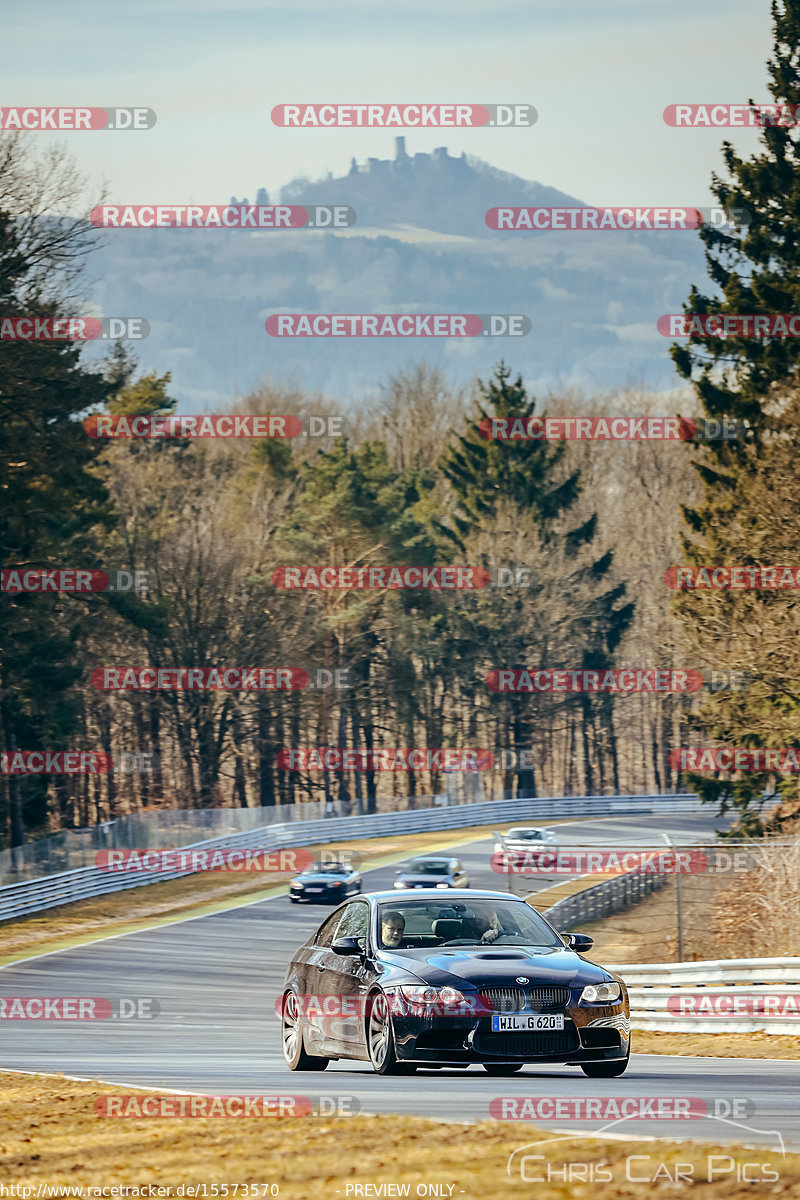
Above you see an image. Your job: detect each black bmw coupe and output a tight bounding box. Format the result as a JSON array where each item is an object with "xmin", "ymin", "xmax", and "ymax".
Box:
[{"xmin": 280, "ymin": 889, "xmax": 630, "ymax": 1076}]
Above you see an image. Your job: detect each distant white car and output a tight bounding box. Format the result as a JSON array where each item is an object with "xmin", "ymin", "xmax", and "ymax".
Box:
[{"xmin": 494, "ymin": 826, "xmax": 558, "ymax": 855}]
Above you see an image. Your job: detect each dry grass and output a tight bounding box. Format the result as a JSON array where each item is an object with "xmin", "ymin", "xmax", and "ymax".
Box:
[
  {"xmin": 630, "ymin": 1030, "xmax": 800, "ymax": 1059},
  {"xmin": 2, "ymin": 1070, "xmax": 800, "ymax": 1199}
]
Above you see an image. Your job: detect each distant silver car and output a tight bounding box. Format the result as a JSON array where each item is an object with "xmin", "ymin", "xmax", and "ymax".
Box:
[
  {"xmin": 494, "ymin": 826, "xmax": 558, "ymax": 855},
  {"xmin": 394, "ymin": 856, "xmax": 469, "ymax": 889}
]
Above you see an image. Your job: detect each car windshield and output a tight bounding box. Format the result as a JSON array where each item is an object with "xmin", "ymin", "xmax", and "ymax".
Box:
[
  {"xmin": 303, "ymin": 864, "xmax": 347, "ymax": 875},
  {"xmin": 508, "ymin": 829, "xmax": 543, "ymax": 841},
  {"xmin": 376, "ymin": 899, "xmax": 562, "ymax": 949},
  {"xmin": 407, "ymin": 859, "xmax": 450, "ymax": 874}
]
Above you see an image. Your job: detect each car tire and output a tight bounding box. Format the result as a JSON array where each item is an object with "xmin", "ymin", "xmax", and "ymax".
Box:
[
  {"xmin": 483, "ymin": 1063, "xmax": 523, "ymax": 1075},
  {"xmin": 366, "ymin": 991, "xmax": 416, "ymax": 1075},
  {"xmin": 289, "ymin": 897, "xmax": 299, "ymax": 904},
  {"xmin": 281, "ymin": 990, "xmax": 329, "ymax": 1071},
  {"xmin": 580, "ymin": 1050, "xmax": 630, "ymax": 1078}
]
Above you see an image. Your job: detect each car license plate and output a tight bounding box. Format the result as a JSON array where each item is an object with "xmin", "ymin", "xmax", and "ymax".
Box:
[
  {"xmin": 491, "ymin": 1013, "xmax": 565, "ymax": 1032},
  {"xmin": 306, "ymin": 887, "xmax": 323, "ymax": 893}
]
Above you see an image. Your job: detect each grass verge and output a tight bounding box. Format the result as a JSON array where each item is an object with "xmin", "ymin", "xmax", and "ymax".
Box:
[{"xmin": 2, "ymin": 1070, "xmax": 798, "ymax": 1198}]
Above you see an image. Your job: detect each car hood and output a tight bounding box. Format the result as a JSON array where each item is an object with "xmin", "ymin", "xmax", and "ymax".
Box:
[{"xmin": 379, "ymin": 945, "xmax": 611, "ymax": 989}]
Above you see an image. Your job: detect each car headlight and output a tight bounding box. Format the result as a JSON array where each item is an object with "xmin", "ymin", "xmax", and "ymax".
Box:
[
  {"xmin": 436, "ymin": 882, "xmax": 449, "ymax": 888},
  {"xmin": 580, "ymin": 982, "xmax": 621, "ymax": 1004},
  {"xmin": 397, "ymin": 985, "xmax": 471, "ymax": 1012},
  {"xmin": 329, "ymin": 881, "xmax": 342, "ymax": 887},
  {"xmin": 291, "ymin": 883, "xmax": 303, "ymax": 889},
  {"xmin": 394, "ymin": 880, "xmax": 407, "ymax": 888}
]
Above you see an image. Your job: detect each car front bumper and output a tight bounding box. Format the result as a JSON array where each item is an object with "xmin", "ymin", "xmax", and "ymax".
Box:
[
  {"xmin": 290, "ymin": 887, "xmax": 346, "ymax": 903},
  {"xmin": 391, "ymin": 1006, "xmax": 630, "ymax": 1064}
]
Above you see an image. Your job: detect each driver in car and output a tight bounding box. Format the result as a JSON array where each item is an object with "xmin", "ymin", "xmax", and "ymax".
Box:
[
  {"xmin": 466, "ymin": 912, "xmax": 501, "ymax": 943},
  {"xmin": 381, "ymin": 911, "xmax": 406, "ymax": 948}
]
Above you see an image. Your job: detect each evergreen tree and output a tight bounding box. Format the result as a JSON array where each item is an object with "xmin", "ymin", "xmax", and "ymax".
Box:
[
  {"xmin": 671, "ymin": 1, "xmax": 800, "ymax": 827},
  {"xmin": 440, "ymin": 364, "xmax": 633, "ymax": 796}
]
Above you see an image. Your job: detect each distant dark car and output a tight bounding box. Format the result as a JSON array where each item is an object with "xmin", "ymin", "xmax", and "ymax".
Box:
[
  {"xmin": 280, "ymin": 889, "xmax": 630, "ymax": 1076},
  {"xmin": 394, "ymin": 856, "xmax": 469, "ymax": 890},
  {"xmin": 288, "ymin": 862, "xmax": 362, "ymax": 904}
]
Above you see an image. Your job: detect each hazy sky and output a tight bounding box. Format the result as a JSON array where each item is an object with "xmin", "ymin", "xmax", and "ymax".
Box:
[{"xmin": 2, "ymin": 0, "xmax": 775, "ymax": 208}]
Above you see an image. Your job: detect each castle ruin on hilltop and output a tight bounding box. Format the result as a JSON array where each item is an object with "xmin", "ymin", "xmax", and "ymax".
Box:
[{"xmin": 348, "ymin": 136, "xmax": 468, "ymax": 176}]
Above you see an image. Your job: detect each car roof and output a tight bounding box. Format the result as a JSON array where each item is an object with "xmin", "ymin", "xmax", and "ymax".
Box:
[
  {"xmin": 302, "ymin": 862, "xmax": 351, "ymax": 871},
  {"xmin": 367, "ymin": 888, "xmax": 522, "ymax": 901}
]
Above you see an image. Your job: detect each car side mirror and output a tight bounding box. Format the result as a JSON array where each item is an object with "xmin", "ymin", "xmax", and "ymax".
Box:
[
  {"xmin": 561, "ymin": 932, "xmax": 594, "ymax": 951},
  {"xmin": 331, "ymin": 937, "xmax": 364, "ymax": 956}
]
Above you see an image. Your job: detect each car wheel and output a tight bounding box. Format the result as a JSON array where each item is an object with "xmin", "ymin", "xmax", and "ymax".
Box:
[
  {"xmin": 483, "ymin": 1063, "xmax": 523, "ymax": 1075},
  {"xmin": 580, "ymin": 1050, "xmax": 630, "ymax": 1078},
  {"xmin": 281, "ymin": 990, "xmax": 329, "ymax": 1071},
  {"xmin": 289, "ymin": 897, "xmax": 299, "ymax": 904},
  {"xmin": 367, "ymin": 991, "xmax": 415, "ymax": 1075}
]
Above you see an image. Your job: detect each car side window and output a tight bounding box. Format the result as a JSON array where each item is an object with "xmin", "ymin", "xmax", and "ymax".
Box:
[
  {"xmin": 333, "ymin": 900, "xmax": 370, "ymax": 949},
  {"xmin": 314, "ymin": 912, "xmax": 342, "ymax": 948}
]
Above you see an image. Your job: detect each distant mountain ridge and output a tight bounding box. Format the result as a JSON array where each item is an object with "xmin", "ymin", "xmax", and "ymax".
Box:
[
  {"xmin": 89, "ymin": 139, "xmax": 704, "ymax": 402},
  {"xmin": 232, "ymin": 138, "xmax": 584, "ymax": 237}
]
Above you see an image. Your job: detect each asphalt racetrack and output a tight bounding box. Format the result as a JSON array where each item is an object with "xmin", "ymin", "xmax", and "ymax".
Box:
[{"xmin": 1, "ymin": 814, "xmax": 797, "ymax": 1151}]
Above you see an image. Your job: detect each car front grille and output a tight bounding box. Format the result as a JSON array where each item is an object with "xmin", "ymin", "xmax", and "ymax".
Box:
[
  {"xmin": 478, "ymin": 986, "xmax": 570, "ymax": 1012},
  {"xmin": 475, "ymin": 1029, "xmax": 578, "ymax": 1057}
]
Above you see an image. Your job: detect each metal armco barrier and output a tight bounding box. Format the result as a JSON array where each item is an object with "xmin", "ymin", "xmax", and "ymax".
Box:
[
  {"xmin": 542, "ymin": 867, "xmax": 670, "ymax": 928},
  {"xmin": 610, "ymin": 959, "xmax": 800, "ymax": 1035},
  {"xmin": 0, "ymin": 792, "xmax": 700, "ymax": 922}
]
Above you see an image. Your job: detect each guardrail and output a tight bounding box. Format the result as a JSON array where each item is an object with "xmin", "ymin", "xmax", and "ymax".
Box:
[
  {"xmin": 0, "ymin": 792, "xmax": 701, "ymax": 922},
  {"xmin": 610, "ymin": 957, "xmax": 800, "ymax": 986},
  {"xmin": 539, "ymin": 864, "xmax": 670, "ymax": 928},
  {"xmin": 610, "ymin": 958, "xmax": 800, "ymax": 1035}
]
